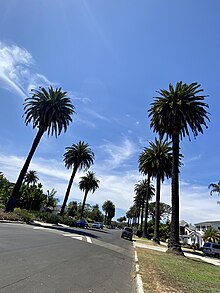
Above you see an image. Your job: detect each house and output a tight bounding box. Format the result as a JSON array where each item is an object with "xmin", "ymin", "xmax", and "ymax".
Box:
[
  {"xmin": 179, "ymin": 220, "xmax": 203, "ymax": 247},
  {"xmin": 194, "ymin": 221, "xmax": 220, "ymax": 232},
  {"xmin": 180, "ymin": 220, "xmax": 220, "ymax": 248}
]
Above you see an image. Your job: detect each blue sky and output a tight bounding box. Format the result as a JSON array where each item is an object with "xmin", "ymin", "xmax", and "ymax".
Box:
[{"xmin": 1, "ymin": 0, "xmax": 220, "ymax": 223}]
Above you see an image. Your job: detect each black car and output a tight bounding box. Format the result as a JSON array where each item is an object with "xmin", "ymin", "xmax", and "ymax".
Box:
[
  {"xmin": 76, "ymin": 219, "xmax": 89, "ymax": 228},
  {"xmin": 121, "ymin": 227, "xmax": 133, "ymax": 241}
]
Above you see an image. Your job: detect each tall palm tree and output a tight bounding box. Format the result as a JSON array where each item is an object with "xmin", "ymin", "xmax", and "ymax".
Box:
[
  {"xmin": 79, "ymin": 171, "xmax": 100, "ymax": 219},
  {"xmin": 208, "ymin": 181, "xmax": 220, "ymax": 196},
  {"xmin": 24, "ymin": 170, "xmax": 39, "ymax": 186},
  {"xmin": 149, "ymin": 81, "xmax": 209, "ymax": 254},
  {"xmin": 60, "ymin": 141, "xmax": 95, "ymax": 216},
  {"xmin": 5, "ymin": 86, "xmax": 75, "ymax": 212},
  {"xmin": 102, "ymin": 200, "xmax": 115, "ymax": 225},
  {"xmin": 139, "ymin": 152, "xmax": 155, "ymax": 238},
  {"xmin": 134, "ymin": 179, "xmax": 154, "ymax": 234},
  {"xmin": 133, "ymin": 191, "xmax": 143, "ymax": 228},
  {"xmin": 139, "ymin": 138, "xmax": 172, "ymax": 243}
]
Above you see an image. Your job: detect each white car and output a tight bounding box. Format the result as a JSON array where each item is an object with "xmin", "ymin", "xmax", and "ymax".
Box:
[{"xmin": 92, "ymin": 222, "xmax": 103, "ymax": 229}]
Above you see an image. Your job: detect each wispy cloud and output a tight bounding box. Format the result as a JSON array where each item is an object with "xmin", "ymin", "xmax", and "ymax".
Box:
[
  {"xmin": 100, "ymin": 138, "xmax": 137, "ymax": 170},
  {"xmin": 1, "ymin": 151, "xmax": 219, "ymax": 223},
  {"xmin": 84, "ymin": 108, "xmax": 110, "ymax": 122},
  {"xmin": 69, "ymin": 91, "xmax": 92, "ymax": 104},
  {"xmin": 0, "ymin": 42, "xmax": 52, "ymax": 99}
]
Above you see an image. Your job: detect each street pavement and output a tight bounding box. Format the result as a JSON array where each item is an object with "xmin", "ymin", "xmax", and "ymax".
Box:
[{"xmin": 0, "ymin": 222, "xmax": 136, "ymax": 293}]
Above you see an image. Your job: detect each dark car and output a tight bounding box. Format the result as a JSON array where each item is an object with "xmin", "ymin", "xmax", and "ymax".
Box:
[
  {"xmin": 76, "ymin": 219, "xmax": 89, "ymax": 228},
  {"xmin": 121, "ymin": 227, "xmax": 133, "ymax": 241}
]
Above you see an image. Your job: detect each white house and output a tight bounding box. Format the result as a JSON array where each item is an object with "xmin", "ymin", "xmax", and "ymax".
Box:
[
  {"xmin": 179, "ymin": 220, "xmax": 220, "ymax": 248},
  {"xmin": 194, "ymin": 221, "xmax": 220, "ymax": 232}
]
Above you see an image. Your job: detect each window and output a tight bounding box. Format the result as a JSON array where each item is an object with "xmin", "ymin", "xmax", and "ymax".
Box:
[{"xmin": 213, "ymin": 244, "xmax": 220, "ymax": 249}]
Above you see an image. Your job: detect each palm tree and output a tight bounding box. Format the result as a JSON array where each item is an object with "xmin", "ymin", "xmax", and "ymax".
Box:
[
  {"xmin": 203, "ymin": 227, "xmax": 220, "ymax": 243},
  {"xmin": 139, "ymin": 138, "xmax": 172, "ymax": 244},
  {"xmin": 126, "ymin": 206, "xmax": 135, "ymax": 227},
  {"xmin": 209, "ymin": 181, "xmax": 220, "ymax": 196},
  {"xmin": 45, "ymin": 189, "xmax": 59, "ymax": 209},
  {"xmin": 134, "ymin": 179, "xmax": 154, "ymax": 234},
  {"xmin": 149, "ymin": 81, "xmax": 209, "ymax": 254},
  {"xmin": 60, "ymin": 141, "xmax": 95, "ymax": 216},
  {"xmin": 79, "ymin": 171, "xmax": 100, "ymax": 219},
  {"xmin": 102, "ymin": 200, "xmax": 115, "ymax": 225},
  {"xmin": 5, "ymin": 86, "xmax": 75, "ymax": 212},
  {"xmin": 24, "ymin": 170, "xmax": 39, "ymax": 186},
  {"xmin": 133, "ymin": 190, "xmax": 143, "ymax": 229}
]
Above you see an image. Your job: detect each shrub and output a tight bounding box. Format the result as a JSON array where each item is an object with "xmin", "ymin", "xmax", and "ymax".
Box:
[
  {"xmin": 60, "ymin": 216, "xmax": 77, "ymax": 227},
  {"xmin": 37, "ymin": 212, "xmax": 62, "ymax": 224},
  {"xmin": 14, "ymin": 208, "xmax": 36, "ymax": 223}
]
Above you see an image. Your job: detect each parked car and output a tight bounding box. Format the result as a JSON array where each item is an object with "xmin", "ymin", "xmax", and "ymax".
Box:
[
  {"xmin": 121, "ymin": 227, "xmax": 133, "ymax": 241},
  {"xmin": 92, "ymin": 222, "xmax": 103, "ymax": 229},
  {"xmin": 76, "ymin": 219, "xmax": 89, "ymax": 228},
  {"xmin": 203, "ymin": 242, "xmax": 220, "ymax": 258}
]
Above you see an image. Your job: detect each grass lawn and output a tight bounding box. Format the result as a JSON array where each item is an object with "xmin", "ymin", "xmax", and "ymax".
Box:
[{"xmin": 136, "ymin": 247, "xmax": 220, "ymax": 293}]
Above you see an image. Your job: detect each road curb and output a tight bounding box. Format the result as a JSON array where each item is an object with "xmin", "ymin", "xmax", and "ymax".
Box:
[{"xmin": 134, "ymin": 243, "xmax": 144, "ymax": 293}]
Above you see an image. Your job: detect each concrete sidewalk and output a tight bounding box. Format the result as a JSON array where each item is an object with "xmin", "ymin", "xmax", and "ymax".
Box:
[{"xmin": 134, "ymin": 241, "xmax": 220, "ymax": 267}]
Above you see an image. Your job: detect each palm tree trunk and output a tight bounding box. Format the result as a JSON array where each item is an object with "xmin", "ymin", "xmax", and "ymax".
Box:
[
  {"xmin": 167, "ymin": 132, "xmax": 183, "ymax": 255},
  {"xmin": 153, "ymin": 175, "xmax": 161, "ymax": 244},
  {"xmin": 60, "ymin": 166, "xmax": 78, "ymax": 216},
  {"xmin": 5, "ymin": 128, "xmax": 44, "ymax": 212},
  {"xmin": 80, "ymin": 190, "xmax": 88, "ymax": 219},
  {"xmin": 143, "ymin": 174, "xmax": 150, "ymax": 238},
  {"xmin": 140, "ymin": 196, "xmax": 144, "ymax": 233},
  {"xmin": 137, "ymin": 205, "xmax": 141, "ymax": 227}
]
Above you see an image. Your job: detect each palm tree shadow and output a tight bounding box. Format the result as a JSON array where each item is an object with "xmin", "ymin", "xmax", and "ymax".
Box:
[{"xmin": 32, "ymin": 222, "xmax": 110, "ymax": 239}]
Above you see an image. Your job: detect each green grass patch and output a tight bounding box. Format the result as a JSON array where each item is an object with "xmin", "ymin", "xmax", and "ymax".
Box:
[{"xmin": 136, "ymin": 247, "xmax": 220, "ymax": 293}]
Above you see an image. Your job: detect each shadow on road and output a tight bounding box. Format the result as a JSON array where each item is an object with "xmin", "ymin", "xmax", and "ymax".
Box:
[{"xmin": 30, "ymin": 222, "xmax": 110, "ymax": 239}]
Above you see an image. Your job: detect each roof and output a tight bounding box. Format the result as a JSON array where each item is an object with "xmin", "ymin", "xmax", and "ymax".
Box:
[{"xmin": 194, "ymin": 220, "xmax": 220, "ymax": 226}]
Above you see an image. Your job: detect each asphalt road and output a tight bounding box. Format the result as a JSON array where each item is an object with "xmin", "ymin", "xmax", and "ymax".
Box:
[{"xmin": 0, "ymin": 223, "xmax": 135, "ymax": 293}]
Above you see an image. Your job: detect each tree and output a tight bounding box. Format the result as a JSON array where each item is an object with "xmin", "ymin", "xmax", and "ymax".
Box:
[
  {"xmin": 149, "ymin": 81, "xmax": 209, "ymax": 255},
  {"xmin": 45, "ymin": 189, "xmax": 59, "ymax": 209},
  {"xmin": 90, "ymin": 204, "xmax": 104, "ymax": 222},
  {"xmin": 134, "ymin": 179, "xmax": 155, "ymax": 234},
  {"xmin": 24, "ymin": 170, "xmax": 39, "ymax": 186},
  {"xmin": 0, "ymin": 173, "xmax": 13, "ymax": 206},
  {"xmin": 5, "ymin": 86, "xmax": 75, "ymax": 212},
  {"xmin": 148, "ymin": 202, "xmax": 172, "ymax": 223},
  {"xmin": 66, "ymin": 201, "xmax": 78, "ymax": 217},
  {"xmin": 102, "ymin": 200, "xmax": 115, "ymax": 225},
  {"xmin": 139, "ymin": 148, "xmax": 157, "ymax": 238},
  {"xmin": 203, "ymin": 227, "xmax": 220, "ymax": 243},
  {"xmin": 117, "ymin": 216, "xmax": 126, "ymax": 223},
  {"xmin": 126, "ymin": 206, "xmax": 135, "ymax": 227},
  {"xmin": 139, "ymin": 138, "xmax": 172, "ymax": 243},
  {"xmin": 79, "ymin": 171, "xmax": 100, "ymax": 219},
  {"xmin": 60, "ymin": 141, "xmax": 95, "ymax": 216},
  {"xmin": 209, "ymin": 181, "xmax": 220, "ymax": 196},
  {"xmin": 17, "ymin": 183, "xmax": 45, "ymax": 210}
]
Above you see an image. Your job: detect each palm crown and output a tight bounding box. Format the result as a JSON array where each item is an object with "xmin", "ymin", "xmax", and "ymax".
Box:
[
  {"xmin": 79, "ymin": 171, "xmax": 100, "ymax": 193},
  {"xmin": 148, "ymin": 82, "xmax": 210, "ymax": 139},
  {"xmin": 139, "ymin": 138, "xmax": 172, "ymax": 182},
  {"xmin": 64, "ymin": 141, "xmax": 95, "ymax": 171},
  {"xmin": 24, "ymin": 86, "xmax": 75, "ymax": 137}
]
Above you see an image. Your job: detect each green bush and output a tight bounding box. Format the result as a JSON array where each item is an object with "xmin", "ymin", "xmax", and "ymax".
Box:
[
  {"xmin": 14, "ymin": 208, "xmax": 36, "ymax": 223},
  {"xmin": 60, "ymin": 216, "xmax": 77, "ymax": 227},
  {"xmin": 37, "ymin": 212, "xmax": 62, "ymax": 224}
]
